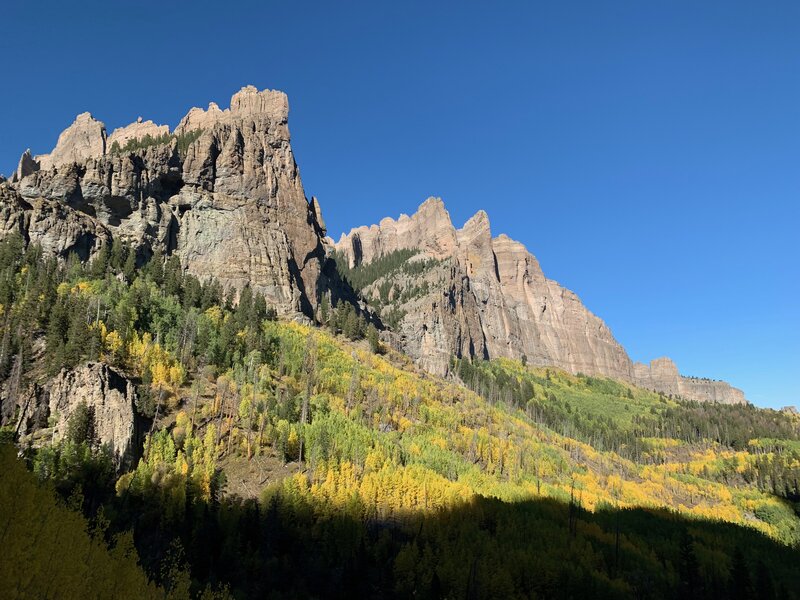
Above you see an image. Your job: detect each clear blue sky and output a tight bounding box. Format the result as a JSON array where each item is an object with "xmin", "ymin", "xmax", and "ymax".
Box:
[{"xmin": 2, "ymin": 1, "xmax": 798, "ymax": 408}]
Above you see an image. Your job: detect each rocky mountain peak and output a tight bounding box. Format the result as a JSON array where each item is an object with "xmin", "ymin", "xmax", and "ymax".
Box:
[
  {"xmin": 175, "ymin": 102, "xmax": 224, "ymax": 135},
  {"xmin": 416, "ymin": 196, "xmax": 450, "ymax": 218},
  {"xmin": 1, "ymin": 85, "xmax": 352, "ymax": 319},
  {"xmin": 107, "ymin": 119, "xmax": 170, "ymax": 149},
  {"xmin": 175, "ymin": 86, "xmax": 289, "ymax": 136},
  {"xmin": 15, "ymin": 149, "xmax": 38, "ymax": 180},
  {"xmin": 457, "ymin": 209, "xmax": 491, "ymax": 243},
  {"xmin": 633, "ymin": 357, "xmax": 746, "ymax": 404},
  {"xmin": 1, "ymin": 87, "xmax": 748, "ymax": 405},
  {"xmin": 336, "ymin": 197, "xmax": 458, "ymax": 268},
  {"xmin": 229, "ymin": 85, "xmax": 289, "ymax": 121},
  {"xmin": 34, "ymin": 111, "xmax": 106, "ymax": 171}
]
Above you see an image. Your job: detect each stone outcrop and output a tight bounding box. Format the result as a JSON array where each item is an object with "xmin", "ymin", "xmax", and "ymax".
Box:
[
  {"xmin": 107, "ymin": 117, "xmax": 170, "ymax": 149},
  {"xmin": 35, "ymin": 112, "xmax": 107, "ymax": 171},
  {"xmin": 47, "ymin": 363, "xmax": 144, "ymax": 469},
  {"xmin": 1, "ymin": 85, "xmax": 347, "ymax": 318},
  {"xmin": 632, "ymin": 358, "xmax": 745, "ymax": 405},
  {"xmin": 15, "ymin": 150, "xmax": 39, "ymax": 180},
  {"xmin": 336, "ymin": 198, "xmax": 748, "ymax": 404},
  {"xmin": 0, "ymin": 185, "xmax": 111, "ymax": 260},
  {"xmin": 5, "ymin": 362, "xmax": 147, "ymax": 470}
]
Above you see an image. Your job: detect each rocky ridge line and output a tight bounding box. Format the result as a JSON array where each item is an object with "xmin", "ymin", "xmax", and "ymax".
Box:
[{"xmin": 335, "ymin": 198, "xmax": 747, "ymax": 405}]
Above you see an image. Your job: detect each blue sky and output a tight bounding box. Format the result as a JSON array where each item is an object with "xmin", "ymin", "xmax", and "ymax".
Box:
[{"xmin": 1, "ymin": 1, "xmax": 798, "ymax": 407}]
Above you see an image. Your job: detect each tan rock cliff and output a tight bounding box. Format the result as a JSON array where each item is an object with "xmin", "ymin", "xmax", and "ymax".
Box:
[
  {"xmin": 2, "ymin": 86, "xmax": 344, "ymax": 318},
  {"xmin": 47, "ymin": 363, "xmax": 144, "ymax": 469},
  {"xmin": 336, "ymin": 198, "xmax": 747, "ymax": 404}
]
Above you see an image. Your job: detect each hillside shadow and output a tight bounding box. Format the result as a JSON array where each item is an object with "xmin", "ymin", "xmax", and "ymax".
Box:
[
  {"xmin": 109, "ymin": 479, "xmax": 800, "ymax": 600},
  {"xmin": 317, "ymin": 250, "xmax": 384, "ymax": 328}
]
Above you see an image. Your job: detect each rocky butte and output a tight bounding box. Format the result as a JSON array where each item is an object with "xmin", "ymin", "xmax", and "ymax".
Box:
[{"xmin": 335, "ymin": 198, "xmax": 747, "ymax": 405}]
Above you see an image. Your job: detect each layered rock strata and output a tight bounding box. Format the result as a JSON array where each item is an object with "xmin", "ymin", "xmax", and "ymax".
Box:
[
  {"xmin": 632, "ymin": 358, "xmax": 746, "ymax": 405},
  {"xmin": 336, "ymin": 198, "xmax": 747, "ymax": 404}
]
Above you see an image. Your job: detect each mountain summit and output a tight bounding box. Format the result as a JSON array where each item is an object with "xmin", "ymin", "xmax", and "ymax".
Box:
[{"xmin": 3, "ymin": 85, "xmax": 343, "ymax": 318}]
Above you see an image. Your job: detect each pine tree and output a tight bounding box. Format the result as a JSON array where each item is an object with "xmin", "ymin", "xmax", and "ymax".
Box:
[
  {"xmin": 729, "ymin": 547, "xmax": 753, "ymax": 600},
  {"xmin": 678, "ymin": 530, "xmax": 701, "ymax": 599},
  {"xmin": 66, "ymin": 403, "xmax": 96, "ymax": 446},
  {"xmin": 146, "ymin": 247, "xmax": 164, "ymax": 285},
  {"xmin": 91, "ymin": 244, "xmax": 110, "ymax": 278},
  {"xmin": 163, "ymin": 255, "xmax": 183, "ymax": 298},
  {"xmin": 123, "ymin": 247, "xmax": 137, "ymax": 282},
  {"xmin": 366, "ymin": 323, "xmax": 380, "ymax": 353}
]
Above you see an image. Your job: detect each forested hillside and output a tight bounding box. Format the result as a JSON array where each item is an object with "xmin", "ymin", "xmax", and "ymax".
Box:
[{"xmin": 1, "ymin": 234, "xmax": 799, "ymax": 599}]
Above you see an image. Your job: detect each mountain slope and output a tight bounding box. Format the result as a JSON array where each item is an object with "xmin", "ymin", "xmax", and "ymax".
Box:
[
  {"xmin": 1, "ymin": 85, "xmax": 746, "ymax": 403},
  {"xmin": 1, "ymin": 231, "xmax": 798, "ymax": 598},
  {"xmin": 334, "ymin": 198, "xmax": 747, "ymax": 404}
]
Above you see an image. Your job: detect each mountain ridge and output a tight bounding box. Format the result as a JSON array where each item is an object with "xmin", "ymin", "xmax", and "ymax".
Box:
[
  {"xmin": 1, "ymin": 85, "xmax": 745, "ymax": 405},
  {"xmin": 335, "ymin": 197, "xmax": 747, "ymax": 405}
]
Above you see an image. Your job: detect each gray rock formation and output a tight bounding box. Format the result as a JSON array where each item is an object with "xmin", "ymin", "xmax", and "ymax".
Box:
[
  {"xmin": 5, "ymin": 362, "xmax": 146, "ymax": 470},
  {"xmin": 336, "ymin": 198, "xmax": 747, "ymax": 404},
  {"xmin": 15, "ymin": 150, "xmax": 39, "ymax": 180},
  {"xmin": 47, "ymin": 363, "xmax": 144, "ymax": 469},
  {"xmin": 0, "ymin": 185, "xmax": 111, "ymax": 260},
  {"xmin": 1, "ymin": 85, "xmax": 341, "ymax": 317}
]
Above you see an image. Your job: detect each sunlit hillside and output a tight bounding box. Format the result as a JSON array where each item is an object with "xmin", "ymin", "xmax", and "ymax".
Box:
[{"xmin": 1, "ymin": 234, "xmax": 799, "ymax": 598}]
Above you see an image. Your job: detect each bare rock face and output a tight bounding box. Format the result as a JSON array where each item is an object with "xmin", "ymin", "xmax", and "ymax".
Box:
[
  {"xmin": 633, "ymin": 358, "xmax": 746, "ymax": 404},
  {"xmin": 5, "ymin": 362, "xmax": 146, "ymax": 470},
  {"xmin": 14, "ymin": 149, "xmax": 39, "ymax": 181},
  {"xmin": 336, "ymin": 198, "xmax": 748, "ymax": 404},
  {"xmin": 338, "ymin": 197, "xmax": 459, "ymax": 266},
  {"xmin": 1, "ymin": 85, "xmax": 340, "ymax": 318},
  {"xmin": 47, "ymin": 363, "xmax": 144, "ymax": 469},
  {"xmin": 107, "ymin": 117, "xmax": 170, "ymax": 149},
  {"xmin": 0, "ymin": 185, "xmax": 111, "ymax": 260},
  {"xmin": 336, "ymin": 198, "xmax": 633, "ymax": 379},
  {"xmin": 35, "ymin": 112, "xmax": 107, "ymax": 171}
]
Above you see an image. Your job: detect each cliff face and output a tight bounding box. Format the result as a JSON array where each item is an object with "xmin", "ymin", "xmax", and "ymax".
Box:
[
  {"xmin": 632, "ymin": 358, "xmax": 746, "ymax": 405},
  {"xmin": 336, "ymin": 198, "xmax": 747, "ymax": 404},
  {"xmin": 0, "ymin": 87, "xmax": 747, "ymax": 404},
  {"xmin": 3, "ymin": 85, "xmax": 339, "ymax": 318},
  {"xmin": 4, "ymin": 362, "xmax": 147, "ymax": 471},
  {"xmin": 47, "ymin": 363, "xmax": 146, "ymax": 470},
  {"xmin": 336, "ymin": 198, "xmax": 634, "ymax": 379}
]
